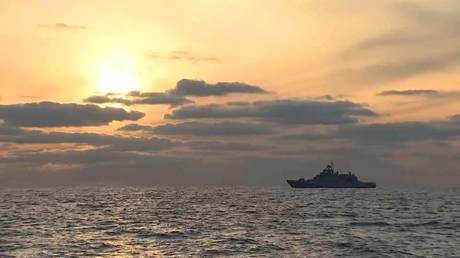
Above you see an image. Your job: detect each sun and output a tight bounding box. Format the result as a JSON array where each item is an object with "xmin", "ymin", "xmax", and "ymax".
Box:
[{"xmin": 97, "ymin": 63, "xmax": 140, "ymax": 93}]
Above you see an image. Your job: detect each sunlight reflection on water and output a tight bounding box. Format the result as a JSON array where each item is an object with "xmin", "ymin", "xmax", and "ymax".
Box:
[{"xmin": 0, "ymin": 187, "xmax": 459, "ymax": 257}]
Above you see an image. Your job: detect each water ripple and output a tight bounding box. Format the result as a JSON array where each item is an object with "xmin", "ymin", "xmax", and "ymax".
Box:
[{"xmin": 0, "ymin": 187, "xmax": 458, "ymax": 257}]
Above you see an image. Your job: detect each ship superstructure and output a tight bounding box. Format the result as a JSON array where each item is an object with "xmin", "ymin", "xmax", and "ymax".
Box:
[{"xmin": 287, "ymin": 163, "xmax": 376, "ymax": 188}]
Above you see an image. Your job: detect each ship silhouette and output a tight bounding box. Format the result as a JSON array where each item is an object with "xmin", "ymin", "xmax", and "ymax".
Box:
[{"xmin": 287, "ymin": 163, "xmax": 376, "ymax": 188}]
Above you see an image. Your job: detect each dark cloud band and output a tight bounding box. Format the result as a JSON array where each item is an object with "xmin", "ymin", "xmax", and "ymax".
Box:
[
  {"xmin": 152, "ymin": 121, "xmax": 274, "ymax": 136},
  {"xmin": 84, "ymin": 93, "xmax": 192, "ymax": 107},
  {"xmin": 0, "ymin": 102, "xmax": 144, "ymax": 127},
  {"xmin": 168, "ymin": 79, "xmax": 268, "ymax": 96},
  {"xmin": 84, "ymin": 79, "xmax": 268, "ymax": 107},
  {"xmin": 377, "ymin": 89, "xmax": 439, "ymax": 96},
  {"xmin": 0, "ymin": 122, "xmax": 172, "ymax": 151},
  {"xmin": 165, "ymin": 99, "xmax": 376, "ymax": 125}
]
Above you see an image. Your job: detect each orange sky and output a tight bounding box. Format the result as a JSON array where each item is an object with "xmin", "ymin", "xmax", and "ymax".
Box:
[{"xmin": 1, "ymin": 1, "xmax": 457, "ymax": 115}]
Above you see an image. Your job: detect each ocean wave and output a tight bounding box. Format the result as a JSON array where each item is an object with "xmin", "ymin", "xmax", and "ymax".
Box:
[
  {"xmin": 1, "ymin": 187, "xmax": 458, "ymax": 257},
  {"xmin": 224, "ymin": 237, "xmax": 259, "ymax": 245},
  {"xmin": 137, "ymin": 229, "xmax": 197, "ymax": 239},
  {"xmin": 401, "ymin": 220, "xmax": 440, "ymax": 227},
  {"xmin": 349, "ymin": 221, "xmax": 391, "ymax": 226}
]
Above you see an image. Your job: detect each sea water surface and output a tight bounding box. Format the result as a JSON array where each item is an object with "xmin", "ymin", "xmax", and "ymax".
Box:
[{"xmin": 0, "ymin": 187, "xmax": 459, "ymax": 257}]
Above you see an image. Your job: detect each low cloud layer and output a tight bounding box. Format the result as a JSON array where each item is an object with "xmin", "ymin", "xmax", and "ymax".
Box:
[
  {"xmin": 376, "ymin": 89, "xmax": 460, "ymax": 106},
  {"xmin": 118, "ymin": 123, "xmax": 153, "ymax": 132},
  {"xmin": 282, "ymin": 114, "xmax": 460, "ymax": 145},
  {"xmin": 152, "ymin": 121, "xmax": 274, "ymax": 136},
  {"xmin": 338, "ymin": 120, "xmax": 460, "ymax": 145},
  {"xmin": 84, "ymin": 93, "xmax": 192, "ymax": 107},
  {"xmin": 1, "ymin": 109, "xmax": 460, "ymax": 186},
  {"xmin": 377, "ymin": 89, "xmax": 439, "ymax": 96},
  {"xmin": 165, "ymin": 99, "xmax": 376, "ymax": 125},
  {"xmin": 186, "ymin": 140, "xmax": 271, "ymax": 151},
  {"xmin": 0, "ymin": 102, "xmax": 144, "ymax": 127},
  {"xmin": 0, "ymin": 122, "xmax": 173, "ymax": 151}
]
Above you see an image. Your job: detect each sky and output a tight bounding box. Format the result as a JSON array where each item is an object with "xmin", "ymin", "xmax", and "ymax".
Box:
[{"xmin": 0, "ymin": 0, "xmax": 459, "ymax": 187}]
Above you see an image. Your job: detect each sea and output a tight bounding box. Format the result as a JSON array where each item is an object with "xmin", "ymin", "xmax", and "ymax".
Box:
[{"xmin": 0, "ymin": 187, "xmax": 458, "ymax": 257}]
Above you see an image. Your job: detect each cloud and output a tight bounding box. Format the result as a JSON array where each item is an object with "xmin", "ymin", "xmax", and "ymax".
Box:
[
  {"xmin": 167, "ymin": 79, "xmax": 268, "ymax": 96},
  {"xmin": 84, "ymin": 96, "xmax": 132, "ymax": 105},
  {"xmin": 337, "ymin": 2, "xmax": 460, "ymax": 85},
  {"xmin": 146, "ymin": 50, "xmax": 218, "ymax": 62},
  {"xmin": 84, "ymin": 78, "xmax": 267, "ymax": 107},
  {"xmin": 273, "ymin": 113, "xmax": 460, "ymax": 146},
  {"xmin": 318, "ymin": 115, "xmax": 460, "ymax": 145},
  {"xmin": 2, "ymin": 116, "xmax": 460, "ymax": 187},
  {"xmin": 117, "ymin": 123, "xmax": 152, "ymax": 132},
  {"xmin": 348, "ymin": 31, "xmax": 417, "ymax": 54},
  {"xmin": 337, "ymin": 50, "xmax": 460, "ymax": 85},
  {"xmin": 0, "ymin": 102, "xmax": 144, "ymax": 127},
  {"xmin": 0, "ymin": 122, "xmax": 173, "ymax": 151},
  {"xmin": 38, "ymin": 23, "xmax": 87, "ymax": 30},
  {"xmin": 377, "ymin": 89, "xmax": 439, "ymax": 96},
  {"xmin": 315, "ymin": 95, "xmax": 336, "ymax": 101},
  {"xmin": 450, "ymin": 114, "xmax": 460, "ymax": 122},
  {"xmin": 337, "ymin": 120, "xmax": 460, "ymax": 145},
  {"xmin": 376, "ymin": 89, "xmax": 460, "ymax": 106},
  {"xmin": 152, "ymin": 121, "xmax": 274, "ymax": 136},
  {"xmin": 19, "ymin": 95, "xmax": 41, "ymax": 99},
  {"xmin": 1, "ymin": 148, "xmax": 151, "ymax": 166},
  {"xmin": 0, "ymin": 122, "xmax": 24, "ymax": 135},
  {"xmin": 347, "ymin": 3, "xmax": 460, "ymax": 54},
  {"xmin": 165, "ymin": 99, "xmax": 376, "ymax": 125},
  {"xmin": 84, "ymin": 93, "xmax": 192, "ymax": 107},
  {"xmin": 0, "ymin": 147, "xmax": 411, "ymax": 187},
  {"xmin": 273, "ymin": 130, "xmax": 333, "ymax": 142},
  {"xmin": 186, "ymin": 141, "xmax": 271, "ymax": 151}
]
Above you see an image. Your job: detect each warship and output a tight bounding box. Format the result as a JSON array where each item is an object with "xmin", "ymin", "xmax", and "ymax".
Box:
[{"xmin": 287, "ymin": 163, "xmax": 376, "ymax": 188}]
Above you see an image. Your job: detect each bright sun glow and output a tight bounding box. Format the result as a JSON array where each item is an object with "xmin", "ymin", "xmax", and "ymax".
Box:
[{"xmin": 97, "ymin": 62, "xmax": 140, "ymax": 93}]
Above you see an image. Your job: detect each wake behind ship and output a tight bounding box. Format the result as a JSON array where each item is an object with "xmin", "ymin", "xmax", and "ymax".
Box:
[{"xmin": 287, "ymin": 163, "xmax": 376, "ymax": 188}]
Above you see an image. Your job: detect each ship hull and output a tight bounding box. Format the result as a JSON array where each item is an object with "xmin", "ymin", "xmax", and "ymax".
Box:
[{"xmin": 287, "ymin": 180, "xmax": 376, "ymax": 188}]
